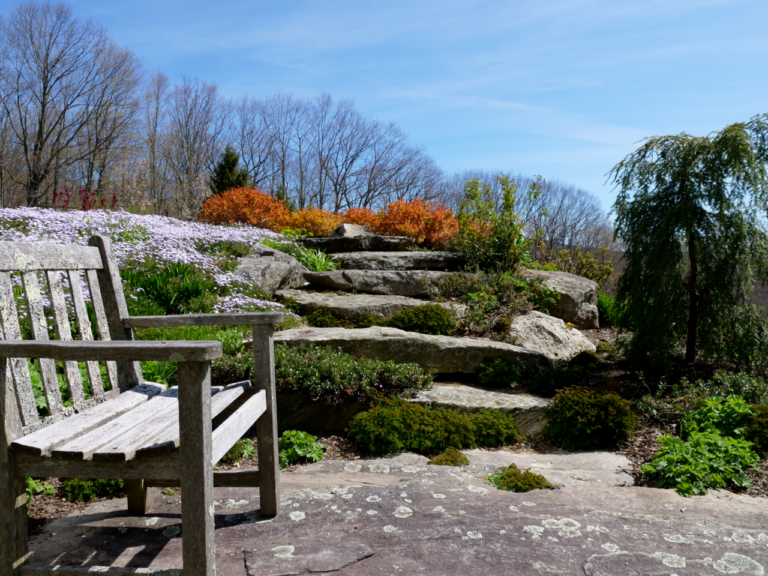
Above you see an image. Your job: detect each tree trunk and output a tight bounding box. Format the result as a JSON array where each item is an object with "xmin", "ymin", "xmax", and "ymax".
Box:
[{"xmin": 685, "ymin": 228, "xmax": 698, "ymax": 362}]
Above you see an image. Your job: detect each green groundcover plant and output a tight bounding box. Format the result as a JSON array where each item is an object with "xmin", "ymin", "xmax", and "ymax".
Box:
[
  {"xmin": 278, "ymin": 430, "xmax": 326, "ymax": 469},
  {"xmin": 487, "ymin": 464, "xmax": 553, "ymax": 492}
]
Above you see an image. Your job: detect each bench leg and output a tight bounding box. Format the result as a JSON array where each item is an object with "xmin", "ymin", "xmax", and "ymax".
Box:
[
  {"xmin": 253, "ymin": 325, "xmax": 280, "ymax": 517},
  {"xmin": 126, "ymin": 479, "xmax": 152, "ymax": 514},
  {"xmin": 178, "ymin": 361, "xmax": 216, "ymax": 576},
  {"xmin": 0, "ymin": 465, "xmax": 28, "ymax": 576}
]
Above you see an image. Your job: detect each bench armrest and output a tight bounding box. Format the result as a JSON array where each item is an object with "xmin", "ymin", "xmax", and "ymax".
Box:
[
  {"xmin": 123, "ymin": 312, "xmax": 284, "ymax": 329},
  {"xmin": 0, "ymin": 340, "xmax": 222, "ymax": 362}
]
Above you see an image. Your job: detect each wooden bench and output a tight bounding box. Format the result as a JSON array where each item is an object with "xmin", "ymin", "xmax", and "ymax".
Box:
[{"xmin": 0, "ymin": 236, "xmax": 283, "ymax": 576}]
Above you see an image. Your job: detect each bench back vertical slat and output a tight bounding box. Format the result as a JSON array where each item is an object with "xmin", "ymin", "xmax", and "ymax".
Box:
[
  {"xmin": 0, "ymin": 272, "xmax": 38, "ymax": 427},
  {"xmin": 21, "ymin": 271, "xmax": 65, "ymax": 419},
  {"xmin": 86, "ymin": 269, "xmax": 119, "ymax": 391},
  {"xmin": 46, "ymin": 270, "xmax": 86, "ymax": 410},
  {"xmin": 88, "ymin": 235, "xmax": 143, "ymax": 389},
  {"xmin": 67, "ymin": 270, "xmax": 105, "ymax": 399}
]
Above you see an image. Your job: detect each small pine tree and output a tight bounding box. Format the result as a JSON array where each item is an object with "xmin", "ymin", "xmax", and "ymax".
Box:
[{"xmin": 210, "ymin": 145, "xmax": 249, "ymax": 195}]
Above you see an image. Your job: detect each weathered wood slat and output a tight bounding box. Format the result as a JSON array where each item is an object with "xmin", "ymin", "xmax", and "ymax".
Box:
[
  {"xmin": 66, "ymin": 270, "xmax": 105, "ymax": 398},
  {"xmin": 46, "ymin": 270, "xmax": 86, "ymax": 410},
  {"xmin": 0, "ymin": 272, "xmax": 38, "ymax": 427},
  {"xmin": 88, "ymin": 236, "xmax": 143, "ymax": 388},
  {"xmin": 178, "ymin": 361, "xmax": 216, "ymax": 576},
  {"xmin": 136, "ymin": 381, "xmax": 249, "ymax": 458},
  {"xmin": 92, "ymin": 385, "xmax": 226, "ymax": 462},
  {"xmin": 0, "ymin": 340, "xmax": 223, "ymax": 362},
  {"xmin": 145, "ymin": 470, "xmax": 261, "ymax": 488},
  {"xmin": 52, "ymin": 387, "xmax": 180, "ymax": 460},
  {"xmin": 13, "ymin": 450, "xmax": 180, "ymax": 480},
  {"xmin": 1, "ymin": 357, "xmax": 30, "ymax": 574},
  {"xmin": 21, "ymin": 565, "xmax": 183, "ymax": 575},
  {"xmin": 11, "ymin": 383, "xmax": 166, "ymax": 456},
  {"xmin": 210, "ymin": 389, "xmax": 266, "ymax": 465},
  {"xmin": 0, "ymin": 241, "xmax": 103, "ymax": 272},
  {"xmin": 21, "ymin": 271, "xmax": 65, "ymax": 418},
  {"xmin": 86, "ymin": 269, "xmax": 118, "ymax": 390},
  {"xmin": 124, "ymin": 312, "xmax": 284, "ymax": 328},
  {"xmin": 253, "ymin": 323, "xmax": 280, "ymax": 516}
]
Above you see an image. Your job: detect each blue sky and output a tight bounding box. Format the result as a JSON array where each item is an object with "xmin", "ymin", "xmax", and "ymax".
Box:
[{"xmin": 9, "ymin": 0, "xmax": 768, "ymax": 211}]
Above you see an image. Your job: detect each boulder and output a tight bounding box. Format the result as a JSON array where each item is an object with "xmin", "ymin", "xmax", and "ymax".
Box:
[
  {"xmin": 234, "ymin": 244, "xmax": 308, "ymax": 296},
  {"xmin": 302, "ymin": 235, "xmax": 416, "ymax": 253},
  {"xmin": 523, "ymin": 269, "xmax": 600, "ymax": 329},
  {"xmin": 303, "ymin": 270, "xmax": 447, "ymax": 297},
  {"xmin": 276, "ymin": 289, "xmax": 466, "ymax": 319},
  {"xmin": 330, "ymin": 223, "xmax": 374, "ymax": 237},
  {"xmin": 507, "ymin": 311, "xmax": 596, "ymax": 362},
  {"xmin": 408, "ymin": 384, "xmax": 550, "ymax": 435},
  {"xmin": 273, "ymin": 326, "xmax": 553, "ymax": 374},
  {"xmin": 335, "ymin": 251, "xmax": 465, "ymax": 271}
]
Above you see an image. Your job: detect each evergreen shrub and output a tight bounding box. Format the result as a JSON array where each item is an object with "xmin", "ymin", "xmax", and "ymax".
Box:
[
  {"xmin": 543, "ymin": 387, "xmax": 637, "ymax": 450},
  {"xmin": 346, "ymin": 398, "xmax": 525, "ymax": 456},
  {"xmin": 427, "ymin": 447, "xmax": 470, "ymax": 466},
  {"xmin": 386, "ymin": 304, "xmax": 457, "ymax": 335}
]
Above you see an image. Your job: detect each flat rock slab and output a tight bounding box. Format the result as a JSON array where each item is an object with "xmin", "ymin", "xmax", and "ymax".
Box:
[
  {"xmin": 463, "ymin": 449, "xmax": 636, "ymax": 486},
  {"xmin": 236, "ymin": 244, "xmax": 308, "ymax": 296},
  {"xmin": 523, "ymin": 269, "xmax": 600, "ymax": 329},
  {"xmin": 29, "ymin": 453, "xmax": 768, "ymax": 575},
  {"xmin": 276, "ymin": 288, "xmax": 466, "ymax": 319},
  {"xmin": 334, "ymin": 251, "xmax": 464, "ymax": 271},
  {"xmin": 508, "ymin": 310, "xmax": 596, "ymax": 361},
  {"xmin": 409, "ymin": 383, "xmax": 550, "ymax": 435},
  {"xmin": 302, "ymin": 235, "xmax": 415, "ymax": 253},
  {"xmin": 273, "ymin": 326, "xmax": 553, "ymax": 374},
  {"xmin": 303, "ymin": 270, "xmax": 447, "ymax": 297}
]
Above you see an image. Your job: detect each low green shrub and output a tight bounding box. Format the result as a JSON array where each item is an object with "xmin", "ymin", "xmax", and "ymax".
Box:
[
  {"xmin": 278, "ymin": 430, "xmax": 326, "ymax": 469},
  {"xmin": 427, "ymin": 447, "xmax": 470, "ymax": 466},
  {"xmin": 218, "ymin": 439, "xmax": 255, "ymax": 465},
  {"xmin": 305, "ymin": 306, "xmax": 385, "ymax": 329},
  {"xmin": 477, "ymin": 358, "xmax": 523, "ymax": 389},
  {"xmin": 213, "ymin": 344, "xmax": 432, "ymax": 404},
  {"xmin": 26, "ymin": 478, "xmax": 54, "ymax": 503},
  {"xmin": 346, "ymin": 398, "xmax": 525, "ymax": 456},
  {"xmin": 640, "ymin": 431, "xmax": 759, "ymax": 496},
  {"xmin": 386, "ymin": 304, "xmax": 456, "ymax": 335},
  {"xmin": 487, "ymin": 464, "xmax": 553, "ymax": 492},
  {"xmin": 745, "ymin": 404, "xmax": 768, "ymax": 457},
  {"xmin": 62, "ymin": 478, "xmax": 125, "ymax": 502},
  {"xmin": 543, "ymin": 387, "xmax": 637, "ymax": 450},
  {"xmin": 568, "ymin": 351, "xmax": 600, "ymax": 370},
  {"xmin": 681, "ymin": 396, "xmax": 753, "ymax": 439}
]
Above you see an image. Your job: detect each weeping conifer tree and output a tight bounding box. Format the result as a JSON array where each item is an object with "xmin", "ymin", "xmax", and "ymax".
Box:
[{"xmin": 609, "ymin": 114, "xmax": 768, "ymax": 369}]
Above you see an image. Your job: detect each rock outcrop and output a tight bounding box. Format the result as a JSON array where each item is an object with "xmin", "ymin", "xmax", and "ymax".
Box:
[
  {"xmin": 303, "ymin": 270, "xmax": 447, "ymax": 297},
  {"xmin": 523, "ymin": 269, "xmax": 600, "ymax": 329},
  {"xmin": 330, "ymin": 223, "xmax": 374, "ymax": 237},
  {"xmin": 507, "ymin": 311, "xmax": 596, "ymax": 362},
  {"xmin": 408, "ymin": 384, "xmax": 550, "ymax": 435},
  {"xmin": 276, "ymin": 289, "xmax": 466, "ymax": 319},
  {"xmin": 335, "ymin": 251, "xmax": 464, "ymax": 271},
  {"xmin": 273, "ymin": 326, "xmax": 553, "ymax": 374},
  {"xmin": 302, "ymin": 235, "xmax": 416, "ymax": 253},
  {"xmin": 235, "ymin": 244, "xmax": 308, "ymax": 296}
]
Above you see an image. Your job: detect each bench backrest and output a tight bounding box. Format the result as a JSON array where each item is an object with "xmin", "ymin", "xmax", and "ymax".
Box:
[{"xmin": 0, "ymin": 235, "xmax": 142, "ymax": 433}]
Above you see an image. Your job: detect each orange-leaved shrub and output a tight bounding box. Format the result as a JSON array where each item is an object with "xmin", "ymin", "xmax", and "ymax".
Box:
[
  {"xmin": 341, "ymin": 207, "xmax": 378, "ymax": 228},
  {"xmin": 373, "ymin": 199, "xmax": 458, "ymax": 248},
  {"xmin": 199, "ymin": 187, "xmax": 289, "ymax": 229},
  {"xmin": 285, "ymin": 206, "xmax": 343, "ymax": 237}
]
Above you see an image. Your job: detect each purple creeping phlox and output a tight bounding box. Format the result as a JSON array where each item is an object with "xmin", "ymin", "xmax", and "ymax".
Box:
[{"xmin": 0, "ymin": 208, "xmax": 289, "ymax": 314}]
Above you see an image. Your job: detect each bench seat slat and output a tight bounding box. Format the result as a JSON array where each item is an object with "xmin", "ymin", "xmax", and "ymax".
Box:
[
  {"xmin": 10, "ymin": 383, "xmax": 166, "ymax": 456},
  {"xmin": 92, "ymin": 384, "xmax": 229, "ymax": 462},
  {"xmin": 136, "ymin": 381, "xmax": 251, "ymax": 458},
  {"xmin": 52, "ymin": 387, "xmax": 182, "ymax": 460},
  {"xmin": 211, "ymin": 389, "xmax": 266, "ymax": 465}
]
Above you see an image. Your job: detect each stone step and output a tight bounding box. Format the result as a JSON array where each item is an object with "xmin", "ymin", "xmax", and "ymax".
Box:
[
  {"xmin": 333, "ymin": 251, "xmax": 464, "ymax": 271},
  {"xmin": 303, "ymin": 270, "xmax": 448, "ymax": 297},
  {"xmin": 276, "ymin": 289, "xmax": 467, "ymax": 319},
  {"xmin": 408, "ymin": 383, "xmax": 550, "ymax": 436},
  {"xmin": 273, "ymin": 326, "xmax": 553, "ymax": 374},
  {"xmin": 302, "ymin": 235, "xmax": 415, "ymax": 253}
]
